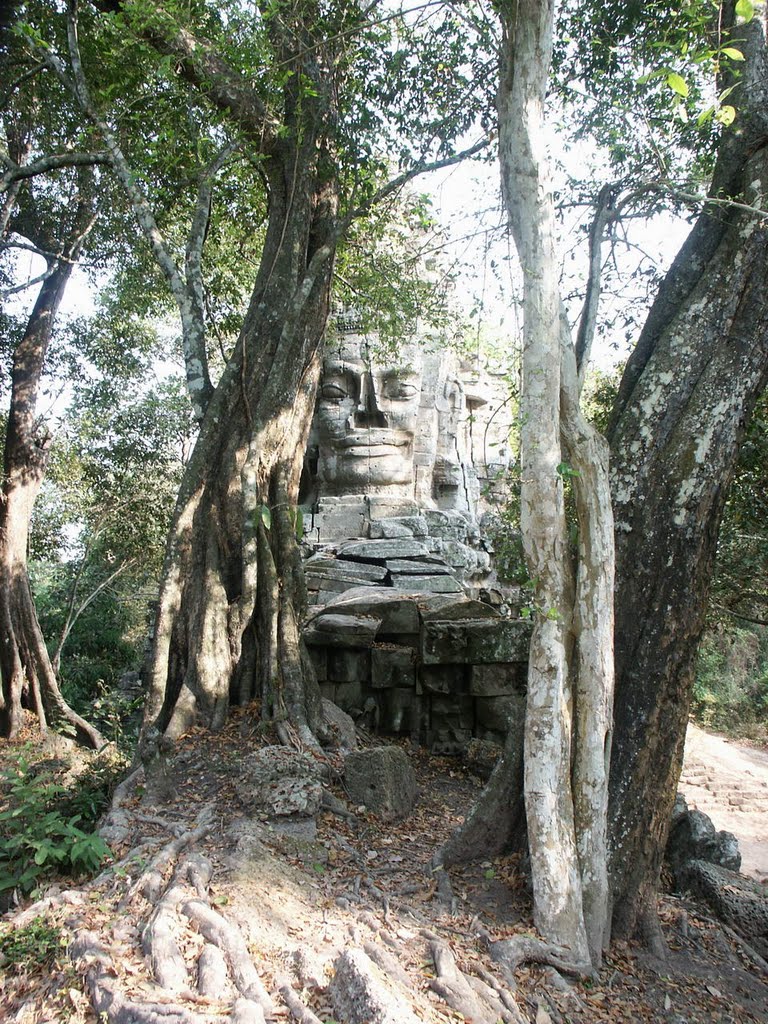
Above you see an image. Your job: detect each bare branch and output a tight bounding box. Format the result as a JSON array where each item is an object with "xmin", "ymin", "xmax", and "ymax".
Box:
[
  {"xmin": 185, "ymin": 140, "xmax": 240, "ymax": 323},
  {"xmin": 345, "ymin": 136, "xmax": 490, "ymax": 224},
  {"xmin": 712, "ymin": 601, "xmax": 768, "ymax": 627},
  {"xmin": 575, "ymin": 183, "xmax": 618, "ymax": 387},
  {"xmin": 47, "ymin": 0, "xmax": 214, "ymax": 420},
  {"xmin": 53, "ymin": 557, "xmax": 139, "ymax": 675},
  {"xmin": 0, "ymin": 266, "xmax": 57, "ymax": 299},
  {"xmin": 0, "ymin": 61, "xmax": 47, "ymax": 108}
]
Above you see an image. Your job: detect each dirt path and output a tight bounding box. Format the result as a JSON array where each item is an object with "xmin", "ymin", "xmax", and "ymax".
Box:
[{"xmin": 680, "ymin": 722, "xmax": 768, "ymax": 883}]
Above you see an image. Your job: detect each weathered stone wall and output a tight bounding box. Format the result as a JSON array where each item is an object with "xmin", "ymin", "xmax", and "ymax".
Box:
[{"xmin": 305, "ymin": 589, "xmax": 530, "ymax": 753}]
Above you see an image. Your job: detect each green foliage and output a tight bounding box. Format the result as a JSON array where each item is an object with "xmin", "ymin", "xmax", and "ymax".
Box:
[
  {"xmin": 554, "ymin": 0, "xmax": 741, "ymax": 182},
  {"xmin": 692, "ymin": 625, "xmax": 768, "ymax": 739},
  {"xmin": 334, "ymin": 190, "xmax": 466, "ymax": 349},
  {"xmin": 0, "ymin": 917, "xmax": 68, "ymax": 974},
  {"xmin": 0, "ymin": 750, "xmax": 112, "ymax": 896},
  {"xmin": 582, "ymin": 369, "xmax": 621, "ymax": 434},
  {"xmin": 711, "ymin": 390, "xmax": 768, "ymax": 625},
  {"xmin": 482, "ymin": 463, "xmax": 527, "ymax": 587}
]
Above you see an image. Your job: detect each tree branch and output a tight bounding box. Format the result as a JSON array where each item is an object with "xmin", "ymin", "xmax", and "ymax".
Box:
[
  {"xmin": 185, "ymin": 140, "xmax": 240, "ymax": 327},
  {"xmin": 53, "ymin": 557, "xmax": 139, "ymax": 675},
  {"xmin": 48, "ymin": 0, "xmax": 214, "ymax": 420},
  {"xmin": 575, "ymin": 183, "xmax": 617, "ymax": 387},
  {"xmin": 0, "ymin": 150, "xmax": 111, "ymax": 193},
  {"xmin": 0, "ymin": 61, "xmax": 47, "ymax": 108},
  {"xmin": 115, "ymin": 0, "xmax": 280, "ymax": 151},
  {"xmin": 711, "ymin": 601, "xmax": 768, "ymax": 627},
  {"xmin": 345, "ymin": 136, "xmax": 490, "ymax": 224},
  {"xmin": 0, "ymin": 266, "xmax": 57, "ymax": 300}
]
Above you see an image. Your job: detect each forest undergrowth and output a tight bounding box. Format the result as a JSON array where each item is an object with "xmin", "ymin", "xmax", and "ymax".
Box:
[{"xmin": 1, "ymin": 708, "xmax": 767, "ymax": 1024}]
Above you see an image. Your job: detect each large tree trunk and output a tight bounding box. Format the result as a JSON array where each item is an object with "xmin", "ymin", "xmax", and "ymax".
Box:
[
  {"xmin": 140, "ymin": 142, "xmax": 337, "ymax": 750},
  {"xmin": 607, "ymin": 3, "xmax": 768, "ymax": 944},
  {"xmin": 0, "ymin": 247, "xmax": 104, "ymax": 748}
]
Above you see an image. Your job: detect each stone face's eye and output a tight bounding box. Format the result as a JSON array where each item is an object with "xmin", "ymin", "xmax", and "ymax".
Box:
[
  {"xmin": 321, "ymin": 381, "xmax": 348, "ymax": 401},
  {"xmin": 384, "ymin": 380, "xmax": 419, "ymax": 400}
]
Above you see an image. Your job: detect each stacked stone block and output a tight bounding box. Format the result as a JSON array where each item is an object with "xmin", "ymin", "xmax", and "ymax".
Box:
[{"xmin": 304, "ymin": 587, "xmax": 530, "ymax": 753}]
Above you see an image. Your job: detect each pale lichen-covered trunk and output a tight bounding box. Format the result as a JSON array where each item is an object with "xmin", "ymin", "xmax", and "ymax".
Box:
[
  {"xmin": 497, "ymin": 0, "xmax": 614, "ymax": 968},
  {"xmin": 560, "ymin": 335, "xmax": 614, "ymax": 962}
]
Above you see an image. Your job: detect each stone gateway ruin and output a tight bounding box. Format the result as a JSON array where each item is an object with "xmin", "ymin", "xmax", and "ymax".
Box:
[{"xmin": 299, "ymin": 330, "xmax": 531, "ymax": 752}]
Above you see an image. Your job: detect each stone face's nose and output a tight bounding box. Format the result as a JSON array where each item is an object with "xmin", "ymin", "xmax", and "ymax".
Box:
[{"xmin": 354, "ymin": 371, "xmax": 387, "ymax": 428}]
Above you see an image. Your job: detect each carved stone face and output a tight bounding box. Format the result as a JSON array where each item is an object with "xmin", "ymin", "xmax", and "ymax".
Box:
[{"xmin": 316, "ymin": 337, "xmax": 424, "ymax": 494}]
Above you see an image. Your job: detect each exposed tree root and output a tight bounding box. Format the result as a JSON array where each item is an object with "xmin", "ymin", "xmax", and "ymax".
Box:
[
  {"xmin": 435, "ymin": 726, "xmax": 526, "ymax": 869},
  {"xmin": 429, "ymin": 937, "xmax": 518, "ymax": 1024},
  {"xmin": 230, "ymin": 996, "xmax": 266, "ymax": 1023},
  {"xmin": 363, "ymin": 940, "xmax": 413, "ymax": 990},
  {"xmin": 180, "ymin": 899, "xmax": 274, "ymax": 1015},
  {"xmin": 71, "ymin": 931, "xmax": 209, "ymax": 1024},
  {"xmin": 197, "ymin": 943, "xmax": 234, "ymax": 999},
  {"xmin": 120, "ymin": 804, "xmax": 215, "ymax": 907},
  {"xmin": 276, "ymin": 974, "xmax": 325, "ymax": 1024},
  {"xmin": 12, "ymin": 842, "xmax": 159, "ymax": 928},
  {"xmin": 486, "ymin": 932, "xmax": 594, "ymax": 980},
  {"xmin": 142, "ymin": 857, "xmax": 212, "ymax": 995}
]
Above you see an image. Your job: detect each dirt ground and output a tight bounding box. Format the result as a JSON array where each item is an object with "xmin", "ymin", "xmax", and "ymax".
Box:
[{"xmin": 1, "ymin": 713, "xmax": 767, "ymax": 1024}]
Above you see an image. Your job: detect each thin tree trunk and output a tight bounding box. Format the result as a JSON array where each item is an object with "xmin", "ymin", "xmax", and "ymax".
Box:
[
  {"xmin": 497, "ymin": 0, "xmax": 614, "ymax": 968},
  {"xmin": 0, "ymin": 248, "xmax": 104, "ymax": 747},
  {"xmin": 560, "ymin": 333, "xmax": 615, "ymax": 963}
]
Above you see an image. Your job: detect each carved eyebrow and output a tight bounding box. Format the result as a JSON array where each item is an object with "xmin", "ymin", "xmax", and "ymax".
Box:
[
  {"xmin": 382, "ymin": 366, "xmax": 421, "ymax": 379},
  {"xmin": 323, "ymin": 359, "xmax": 366, "ymax": 375}
]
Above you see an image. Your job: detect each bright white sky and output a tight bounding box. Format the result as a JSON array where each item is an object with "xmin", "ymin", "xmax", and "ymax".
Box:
[{"xmin": 423, "ymin": 144, "xmax": 693, "ymax": 373}]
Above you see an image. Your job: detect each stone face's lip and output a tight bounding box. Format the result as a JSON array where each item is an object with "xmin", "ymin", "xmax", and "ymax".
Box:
[{"xmin": 338, "ymin": 433, "xmax": 408, "ymax": 449}]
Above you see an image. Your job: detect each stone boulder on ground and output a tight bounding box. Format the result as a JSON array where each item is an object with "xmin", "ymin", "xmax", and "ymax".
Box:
[
  {"xmin": 237, "ymin": 747, "xmax": 324, "ymax": 817},
  {"xmin": 321, "ymin": 698, "xmax": 358, "ymax": 751},
  {"xmin": 329, "ymin": 947, "xmax": 422, "ymax": 1024},
  {"xmin": 343, "ymin": 746, "xmax": 417, "ymax": 819},
  {"xmin": 676, "ymin": 860, "xmax": 768, "ymax": 957},
  {"xmin": 666, "ymin": 796, "xmax": 741, "ymax": 875}
]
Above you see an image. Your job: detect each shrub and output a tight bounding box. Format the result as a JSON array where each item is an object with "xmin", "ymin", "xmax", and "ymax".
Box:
[
  {"xmin": 0, "ymin": 749, "xmax": 111, "ymax": 897},
  {"xmin": 692, "ymin": 625, "xmax": 768, "ymax": 739}
]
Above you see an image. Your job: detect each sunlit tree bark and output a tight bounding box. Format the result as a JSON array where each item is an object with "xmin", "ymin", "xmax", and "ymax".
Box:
[{"xmin": 496, "ymin": 0, "xmax": 614, "ymax": 969}]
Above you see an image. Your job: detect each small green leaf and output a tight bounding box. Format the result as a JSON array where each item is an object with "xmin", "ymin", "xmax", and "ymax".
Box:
[
  {"xmin": 666, "ymin": 72, "xmax": 689, "ymax": 98},
  {"xmin": 721, "ymin": 47, "xmax": 745, "ymax": 61},
  {"xmin": 697, "ymin": 105, "xmax": 715, "ymax": 126},
  {"xmin": 735, "ymin": 0, "xmax": 755, "ymax": 22},
  {"xmin": 258, "ymin": 504, "xmax": 272, "ymax": 529},
  {"xmin": 716, "ymin": 105, "xmax": 737, "ymax": 126},
  {"xmin": 484, "ymin": 867, "xmax": 496, "ymax": 880}
]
